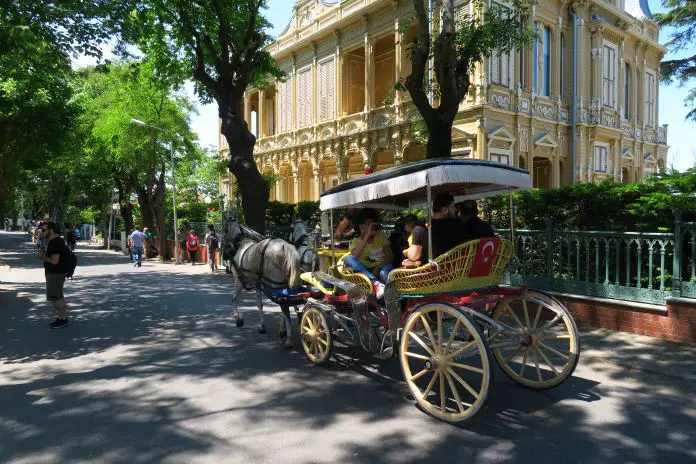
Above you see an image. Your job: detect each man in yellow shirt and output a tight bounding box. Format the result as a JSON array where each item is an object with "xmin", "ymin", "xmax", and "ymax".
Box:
[{"xmin": 342, "ymin": 209, "xmax": 393, "ymax": 298}]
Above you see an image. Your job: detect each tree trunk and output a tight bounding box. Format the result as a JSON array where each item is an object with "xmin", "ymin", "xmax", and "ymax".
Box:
[
  {"xmin": 120, "ymin": 202, "xmax": 134, "ymax": 233},
  {"xmin": 425, "ymin": 117, "xmax": 454, "ymax": 159},
  {"xmin": 220, "ymin": 104, "xmax": 268, "ymax": 233}
]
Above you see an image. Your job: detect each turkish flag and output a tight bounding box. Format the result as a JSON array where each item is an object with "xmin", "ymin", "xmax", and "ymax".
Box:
[{"xmin": 470, "ymin": 238, "xmax": 500, "ymax": 277}]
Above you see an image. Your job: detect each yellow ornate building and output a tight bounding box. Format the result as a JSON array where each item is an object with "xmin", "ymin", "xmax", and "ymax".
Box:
[{"xmin": 219, "ymin": 0, "xmax": 668, "ymax": 204}]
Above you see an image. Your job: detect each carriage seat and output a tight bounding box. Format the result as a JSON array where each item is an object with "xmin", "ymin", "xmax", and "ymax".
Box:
[{"xmin": 387, "ymin": 238, "xmax": 513, "ymax": 295}]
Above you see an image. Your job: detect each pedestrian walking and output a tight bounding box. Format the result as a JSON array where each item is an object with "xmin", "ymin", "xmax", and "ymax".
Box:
[
  {"xmin": 204, "ymin": 224, "xmax": 220, "ymax": 272},
  {"xmin": 142, "ymin": 226, "xmax": 152, "ymax": 260},
  {"xmin": 38, "ymin": 221, "xmax": 71, "ymax": 329},
  {"xmin": 186, "ymin": 229, "xmax": 200, "ymax": 265},
  {"xmin": 129, "ymin": 226, "xmax": 147, "ymax": 267}
]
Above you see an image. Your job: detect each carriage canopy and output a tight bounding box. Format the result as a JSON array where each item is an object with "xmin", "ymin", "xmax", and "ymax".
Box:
[{"xmin": 319, "ymin": 159, "xmax": 531, "ymax": 211}]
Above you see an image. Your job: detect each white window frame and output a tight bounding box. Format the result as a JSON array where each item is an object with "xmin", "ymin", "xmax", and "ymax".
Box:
[
  {"xmin": 594, "ymin": 142, "xmax": 609, "ymax": 173},
  {"xmin": 490, "ymin": 150, "xmax": 511, "ymax": 166},
  {"xmin": 601, "ymin": 42, "xmax": 618, "ymax": 108},
  {"xmin": 318, "ymin": 56, "xmax": 336, "ymax": 122},
  {"xmin": 296, "ymin": 65, "xmax": 313, "ymax": 128},
  {"xmin": 540, "ymin": 24, "xmax": 551, "ymax": 97},
  {"xmin": 623, "ymin": 62, "xmax": 631, "ymax": 120},
  {"xmin": 279, "ymin": 79, "xmax": 292, "ymax": 133},
  {"xmin": 645, "ymin": 69, "xmax": 656, "ymax": 127}
]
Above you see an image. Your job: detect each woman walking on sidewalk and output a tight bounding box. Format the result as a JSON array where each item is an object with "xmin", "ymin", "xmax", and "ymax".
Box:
[{"xmin": 186, "ymin": 230, "xmax": 200, "ymax": 265}]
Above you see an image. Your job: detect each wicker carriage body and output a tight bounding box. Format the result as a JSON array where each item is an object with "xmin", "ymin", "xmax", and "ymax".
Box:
[{"xmin": 388, "ymin": 239, "xmax": 513, "ymax": 295}]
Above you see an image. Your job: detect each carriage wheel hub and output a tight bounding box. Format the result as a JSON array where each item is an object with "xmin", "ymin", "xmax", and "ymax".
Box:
[{"xmin": 520, "ymin": 333, "xmax": 540, "ymax": 348}]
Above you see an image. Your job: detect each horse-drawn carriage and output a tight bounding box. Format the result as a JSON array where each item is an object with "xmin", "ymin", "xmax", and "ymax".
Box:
[{"xmin": 224, "ymin": 159, "xmax": 580, "ymax": 423}]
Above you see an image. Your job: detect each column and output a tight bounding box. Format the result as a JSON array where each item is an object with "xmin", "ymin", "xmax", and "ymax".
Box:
[
  {"xmin": 554, "ymin": 17, "xmax": 562, "ymax": 98},
  {"xmin": 617, "ymin": 40, "xmax": 625, "ymax": 120},
  {"xmin": 243, "ymin": 94, "xmax": 250, "ymax": 127},
  {"xmin": 364, "ymin": 30, "xmax": 373, "ymax": 113},
  {"xmin": 312, "ymin": 168, "xmax": 321, "ymax": 200},
  {"xmin": 335, "ymin": 30, "xmax": 343, "ymax": 118},
  {"xmin": 312, "ymin": 42, "xmax": 318, "ymax": 127},
  {"xmin": 394, "ymin": 18, "xmax": 402, "ymax": 106},
  {"xmin": 637, "ymin": 45, "xmax": 645, "ymax": 125},
  {"xmin": 655, "ymin": 59, "xmax": 660, "ymax": 126},
  {"xmin": 630, "ymin": 55, "xmax": 638, "ymax": 124},
  {"xmin": 258, "ymin": 90, "xmax": 265, "ymax": 138},
  {"xmin": 590, "ymin": 27, "xmax": 601, "ymax": 111},
  {"xmin": 291, "ymin": 53, "xmax": 298, "ymax": 132},
  {"xmin": 292, "ymin": 166, "xmax": 300, "ymax": 203}
]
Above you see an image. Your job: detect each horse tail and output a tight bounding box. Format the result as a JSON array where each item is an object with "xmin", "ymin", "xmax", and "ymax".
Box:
[{"xmin": 286, "ymin": 244, "xmax": 301, "ymax": 288}]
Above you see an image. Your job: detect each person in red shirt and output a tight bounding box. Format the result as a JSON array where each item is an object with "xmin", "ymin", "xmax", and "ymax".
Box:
[{"xmin": 185, "ymin": 230, "xmax": 200, "ymax": 265}]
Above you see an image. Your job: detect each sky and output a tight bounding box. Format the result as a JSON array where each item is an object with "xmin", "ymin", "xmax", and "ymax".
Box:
[{"xmin": 76, "ymin": 0, "xmax": 695, "ymax": 171}]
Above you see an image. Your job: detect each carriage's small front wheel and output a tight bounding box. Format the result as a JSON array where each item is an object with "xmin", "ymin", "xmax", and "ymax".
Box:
[
  {"xmin": 489, "ymin": 290, "xmax": 580, "ymax": 389},
  {"xmin": 400, "ymin": 303, "xmax": 492, "ymax": 423},
  {"xmin": 300, "ymin": 305, "xmax": 333, "ymax": 366}
]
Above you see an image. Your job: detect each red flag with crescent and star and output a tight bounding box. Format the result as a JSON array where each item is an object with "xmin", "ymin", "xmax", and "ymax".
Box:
[{"xmin": 470, "ymin": 238, "xmax": 500, "ymax": 277}]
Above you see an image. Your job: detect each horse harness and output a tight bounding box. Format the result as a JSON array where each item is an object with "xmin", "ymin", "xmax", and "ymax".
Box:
[{"xmin": 232, "ymin": 237, "xmax": 289, "ymax": 290}]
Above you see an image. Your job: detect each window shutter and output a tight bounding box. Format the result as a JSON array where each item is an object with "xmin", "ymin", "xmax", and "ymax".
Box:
[
  {"xmin": 501, "ymin": 52, "xmax": 509, "ymax": 86},
  {"xmin": 491, "ymin": 55, "xmax": 500, "ymax": 84},
  {"xmin": 319, "ymin": 59, "xmax": 335, "ymax": 121}
]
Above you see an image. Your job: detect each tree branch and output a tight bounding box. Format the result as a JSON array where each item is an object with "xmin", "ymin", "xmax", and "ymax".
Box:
[{"xmin": 405, "ymin": 0, "xmax": 435, "ymax": 121}]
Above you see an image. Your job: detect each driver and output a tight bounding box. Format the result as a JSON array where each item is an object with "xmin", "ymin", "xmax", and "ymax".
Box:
[{"xmin": 342, "ymin": 209, "xmax": 393, "ymax": 299}]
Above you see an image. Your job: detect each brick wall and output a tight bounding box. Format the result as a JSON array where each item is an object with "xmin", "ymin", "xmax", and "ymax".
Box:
[{"xmin": 555, "ymin": 294, "xmax": 696, "ymax": 343}]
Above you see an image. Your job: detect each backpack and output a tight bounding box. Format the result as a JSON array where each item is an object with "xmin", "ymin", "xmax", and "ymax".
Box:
[
  {"xmin": 209, "ymin": 232, "xmax": 219, "ymax": 250},
  {"xmin": 189, "ymin": 238, "xmax": 198, "ymax": 247},
  {"xmin": 63, "ymin": 245, "xmax": 78, "ymax": 279}
]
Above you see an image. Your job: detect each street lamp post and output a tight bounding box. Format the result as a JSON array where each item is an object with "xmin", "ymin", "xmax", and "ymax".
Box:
[{"xmin": 131, "ymin": 119, "xmax": 180, "ymax": 264}]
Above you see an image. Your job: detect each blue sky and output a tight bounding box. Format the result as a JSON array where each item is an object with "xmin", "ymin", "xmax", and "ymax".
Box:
[{"xmin": 187, "ymin": 0, "xmax": 694, "ymax": 170}]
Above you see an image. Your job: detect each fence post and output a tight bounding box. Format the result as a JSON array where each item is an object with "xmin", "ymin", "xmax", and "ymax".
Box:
[
  {"xmin": 545, "ymin": 216, "xmax": 553, "ymax": 279},
  {"xmin": 672, "ymin": 209, "xmax": 682, "ymax": 297}
]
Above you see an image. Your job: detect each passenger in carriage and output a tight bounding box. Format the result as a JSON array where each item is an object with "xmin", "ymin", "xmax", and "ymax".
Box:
[
  {"xmin": 456, "ymin": 200, "xmax": 495, "ymax": 241},
  {"xmin": 342, "ymin": 209, "xmax": 394, "ymax": 299},
  {"xmin": 401, "ymin": 214, "xmax": 428, "ymax": 266},
  {"xmin": 333, "ymin": 207, "xmax": 362, "ymax": 239},
  {"xmin": 430, "ymin": 193, "xmax": 469, "ymax": 258}
]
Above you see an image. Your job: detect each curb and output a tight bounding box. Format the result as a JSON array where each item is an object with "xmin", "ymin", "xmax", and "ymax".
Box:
[{"xmin": 0, "ymin": 259, "xmax": 10, "ymax": 272}]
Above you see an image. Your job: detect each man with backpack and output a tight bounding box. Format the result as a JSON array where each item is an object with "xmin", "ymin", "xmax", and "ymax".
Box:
[
  {"xmin": 37, "ymin": 221, "xmax": 76, "ymax": 329},
  {"xmin": 205, "ymin": 224, "xmax": 220, "ymax": 272}
]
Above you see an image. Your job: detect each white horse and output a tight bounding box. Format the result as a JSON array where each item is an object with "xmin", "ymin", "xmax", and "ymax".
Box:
[{"xmin": 222, "ymin": 216, "xmax": 302, "ymax": 345}]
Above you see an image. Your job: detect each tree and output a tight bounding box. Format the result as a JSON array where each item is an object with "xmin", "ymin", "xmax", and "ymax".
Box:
[
  {"xmin": 403, "ymin": 0, "xmax": 531, "ymax": 158},
  {"xmin": 654, "ymin": 0, "xmax": 696, "ymax": 121},
  {"xmin": 122, "ymin": 0, "xmax": 283, "ymax": 232}
]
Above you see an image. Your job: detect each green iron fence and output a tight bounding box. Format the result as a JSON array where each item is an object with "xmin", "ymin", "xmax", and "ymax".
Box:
[{"xmin": 498, "ymin": 212, "xmax": 696, "ymax": 305}]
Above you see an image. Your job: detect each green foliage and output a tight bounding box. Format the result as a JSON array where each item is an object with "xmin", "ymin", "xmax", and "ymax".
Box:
[
  {"xmin": 654, "ymin": 0, "xmax": 696, "ymax": 121},
  {"xmin": 480, "ymin": 169, "xmax": 696, "ymax": 231},
  {"xmin": 265, "ymin": 201, "xmax": 295, "ymax": 228},
  {"xmin": 295, "ymin": 201, "xmax": 320, "ymax": 224}
]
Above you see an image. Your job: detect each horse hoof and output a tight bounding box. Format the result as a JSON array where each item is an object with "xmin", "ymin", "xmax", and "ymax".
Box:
[
  {"xmin": 236, "ymin": 318, "xmax": 244, "ymax": 328},
  {"xmin": 279, "ymin": 331, "xmax": 287, "ymax": 339},
  {"xmin": 225, "ymin": 267, "xmax": 232, "ymax": 274},
  {"xmin": 258, "ymin": 325, "xmax": 267, "ymax": 334}
]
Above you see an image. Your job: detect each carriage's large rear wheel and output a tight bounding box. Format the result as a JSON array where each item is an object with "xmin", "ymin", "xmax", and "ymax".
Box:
[
  {"xmin": 489, "ymin": 290, "xmax": 580, "ymax": 389},
  {"xmin": 400, "ymin": 303, "xmax": 492, "ymax": 423},
  {"xmin": 300, "ymin": 305, "xmax": 333, "ymax": 366}
]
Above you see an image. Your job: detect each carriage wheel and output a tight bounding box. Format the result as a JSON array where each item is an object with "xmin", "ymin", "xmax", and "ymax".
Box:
[
  {"xmin": 300, "ymin": 306, "xmax": 333, "ymax": 366},
  {"xmin": 400, "ymin": 303, "xmax": 492, "ymax": 423},
  {"xmin": 489, "ymin": 290, "xmax": 580, "ymax": 389}
]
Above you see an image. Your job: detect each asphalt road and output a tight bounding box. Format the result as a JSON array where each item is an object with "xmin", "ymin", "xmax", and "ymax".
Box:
[{"xmin": 1, "ymin": 231, "xmax": 694, "ymax": 464}]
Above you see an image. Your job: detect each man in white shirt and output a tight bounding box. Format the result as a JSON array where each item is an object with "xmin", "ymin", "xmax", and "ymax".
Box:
[{"xmin": 129, "ymin": 227, "xmax": 147, "ymax": 267}]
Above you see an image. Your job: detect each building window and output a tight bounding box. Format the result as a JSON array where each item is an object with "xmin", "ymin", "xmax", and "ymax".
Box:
[
  {"xmin": 297, "ymin": 67, "xmax": 313, "ymax": 128},
  {"xmin": 490, "ymin": 151, "xmax": 511, "ymax": 165},
  {"xmin": 602, "ymin": 43, "xmax": 617, "ymax": 108},
  {"xmin": 279, "ymin": 79, "xmax": 292, "ymax": 133},
  {"xmin": 624, "ymin": 63, "xmax": 630, "ymax": 120},
  {"xmin": 645, "ymin": 70, "xmax": 656, "ymax": 127},
  {"xmin": 489, "ymin": 2, "xmax": 511, "ymax": 87},
  {"xmin": 534, "ymin": 24, "xmax": 551, "ymax": 97},
  {"xmin": 594, "ymin": 145, "xmax": 609, "ymax": 173},
  {"xmin": 318, "ymin": 58, "xmax": 336, "ymax": 122}
]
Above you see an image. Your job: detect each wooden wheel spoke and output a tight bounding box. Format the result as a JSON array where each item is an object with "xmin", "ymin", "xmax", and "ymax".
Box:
[
  {"xmin": 448, "ymin": 341, "xmax": 476, "ymax": 359},
  {"xmin": 305, "ymin": 314, "xmax": 315, "ymax": 331},
  {"xmin": 409, "ymin": 332, "xmax": 436, "ymax": 357},
  {"xmin": 447, "ymin": 368, "xmax": 480, "ymax": 400},
  {"xmin": 444, "ymin": 371, "xmax": 467, "ymax": 414},
  {"xmin": 410, "ymin": 368, "xmax": 429, "ymax": 382},
  {"xmin": 437, "ymin": 311, "xmax": 444, "ymax": 349},
  {"xmin": 422, "ymin": 372, "xmax": 439, "ymax": 399},
  {"xmin": 519, "ymin": 349, "xmax": 529, "ymax": 376},
  {"xmin": 536, "ymin": 314, "xmax": 562, "ymax": 334},
  {"xmin": 532, "ymin": 303, "xmax": 542, "ymax": 329},
  {"xmin": 419, "ymin": 315, "xmax": 437, "ymax": 354},
  {"xmin": 535, "ymin": 347, "xmax": 559, "ymax": 376},
  {"xmin": 538, "ymin": 341, "xmax": 570, "ymax": 361},
  {"xmin": 532, "ymin": 349, "xmax": 543, "ymax": 382},
  {"xmin": 522, "ymin": 299, "xmax": 531, "ymax": 330},
  {"xmin": 450, "ymin": 362, "xmax": 484, "ymax": 375},
  {"xmin": 317, "ymin": 336, "xmax": 328, "ymax": 347},
  {"xmin": 440, "ymin": 374, "xmax": 446, "ymax": 412},
  {"xmin": 444, "ymin": 319, "xmax": 461, "ymax": 355},
  {"xmin": 405, "ymin": 351, "xmax": 430, "ymax": 361},
  {"xmin": 505, "ymin": 304, "xmax": 525, "ymax": 330},
  {"xmin": 541, "ymin": 334, "xmax": 571, "ymax": 341},
  {"xmin": 488, "ymin": 340, "xmax": 519, "ymax": 350}
]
